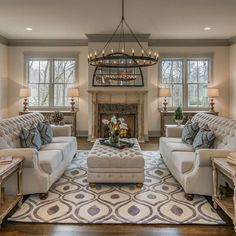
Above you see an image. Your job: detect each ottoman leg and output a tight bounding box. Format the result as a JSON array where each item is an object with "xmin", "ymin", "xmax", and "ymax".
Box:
[
  {"xmin": 89, "ymin": 183, "xmax": 96, "ymax": 188},
  {"xmin": 136, "ymin": 183, "xmax": 143, "ymax": 188}
]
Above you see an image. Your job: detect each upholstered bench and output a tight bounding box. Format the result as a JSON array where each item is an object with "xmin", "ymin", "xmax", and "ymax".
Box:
[{"xmin": 87, "ymin": 138, "xmax": 145, "ymax": 187}]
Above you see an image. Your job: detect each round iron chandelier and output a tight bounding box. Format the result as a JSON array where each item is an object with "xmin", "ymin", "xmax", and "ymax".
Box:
[{"xmin": 88, "ymin": 0, "xmax": 159, "ymax": 69}]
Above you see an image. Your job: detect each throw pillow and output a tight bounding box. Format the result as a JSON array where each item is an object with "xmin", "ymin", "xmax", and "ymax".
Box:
[
  {"xmin": 181, "ymin": 120, "xmax": 199, "ymax": 145},
  {"xmin": 19, "ymin": 127, "xmax": 42, "ymax": 151},
  {"xmin": 37, "ymin": 119, "xmax": 53, "ymax": 144},
  {"xmin": 192, "ymin": 124, "xmax": 216, "ymax": 151}
]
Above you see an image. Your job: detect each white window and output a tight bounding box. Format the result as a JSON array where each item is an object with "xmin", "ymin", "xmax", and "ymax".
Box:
[
  {"xmin": 160, "ymin": 57, "xmax": 211, "ymax": 109},
  {"xmin": 26, "ymin": 58, "xmax": 77, "ymax": 109}
]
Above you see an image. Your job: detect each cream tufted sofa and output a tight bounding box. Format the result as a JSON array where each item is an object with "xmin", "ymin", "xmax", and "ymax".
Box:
[
  {"xmin": 87, "ymin": 138, "xmax": 145, "ymax": 184},
  {"xmin": 0, "ymin": 113, "xmax": 77, "ymax": 196},
  {"xmin": 160, "ymin": 113, "xmax": 236, "ymax": 197}
]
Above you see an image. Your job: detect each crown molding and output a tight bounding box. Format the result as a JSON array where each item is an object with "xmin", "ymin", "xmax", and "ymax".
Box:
[
  {"xmin": 148, "ymin": 39, "xmax": 230, "ymax": 47},
  {"xmin": 7, "ymin": 39, "xmax": 88, "ymax": 47},
  {"xmin": 86, "ymin": 34, "xmax": 151, "ymax": 42},
  {"xmin": 0, "ymin": 34, "xmax": 8, "ymax": 45}
]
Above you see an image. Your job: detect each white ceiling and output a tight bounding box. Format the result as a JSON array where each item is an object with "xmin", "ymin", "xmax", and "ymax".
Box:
[{"xmin": 0, "ymin": 0, "xmax": 235, "ymax": 40}]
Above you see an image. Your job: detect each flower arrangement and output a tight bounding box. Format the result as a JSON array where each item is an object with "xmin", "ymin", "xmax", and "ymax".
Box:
[{"xmin": 102, "ymin": 115, "xmax": 128, "ymax": 144}]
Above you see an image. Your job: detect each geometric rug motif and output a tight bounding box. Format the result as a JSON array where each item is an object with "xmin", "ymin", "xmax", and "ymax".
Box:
[{"xmin": 9, "ymin": 151, "xmax": 224, "ymax": 224}]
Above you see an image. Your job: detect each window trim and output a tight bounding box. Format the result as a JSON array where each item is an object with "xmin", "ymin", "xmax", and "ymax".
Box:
[
  {"xmin": 24, "ymin": 53, "xmax": 79, "ymax": 111},
  {"xmin": 158, "ymin": 54, "xmax": 213, "ymax": 111}
]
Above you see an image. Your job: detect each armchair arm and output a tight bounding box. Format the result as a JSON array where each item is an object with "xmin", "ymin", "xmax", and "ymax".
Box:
[
  {"xmin": 195, "ymin": 149, "xmax": 230, "ymax": 167},
  {"xmin": 0, "ymin": 148, "xmax": 39, "ymax": 168},
  {"xmin": 51, "ymin": 125, "xmax": 71, "ymax": 137}
]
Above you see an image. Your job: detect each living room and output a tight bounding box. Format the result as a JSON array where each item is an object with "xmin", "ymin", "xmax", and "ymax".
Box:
[{"xmin": 0, "ymin": 0, "xmax": 236, "ymax": 235}]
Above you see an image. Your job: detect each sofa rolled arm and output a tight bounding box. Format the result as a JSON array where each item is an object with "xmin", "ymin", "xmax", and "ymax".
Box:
[
  {"xmin": 51, "ymin": 125, "xmax": 71, "ymax": 137},
  {"xmin": 0, "ymin": 148, "xmax": 39, "ymax": 168},
  {"xmin": 166, "ymin": 126, "xmax": 183, "ymax": 137},
  {"xmin": 195, "ymin": 149, "xmax": 230, "ymax": 167}
]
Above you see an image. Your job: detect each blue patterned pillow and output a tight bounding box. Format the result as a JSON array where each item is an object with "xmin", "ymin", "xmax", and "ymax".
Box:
[
  {"xmin": 19, "ymin": 127, "xmax": 42, "ymax": 151},
  {"xmin": 181, "ymin": 120, "xmax": 199, "ymax": 145},
  {"xmin": 37, "ymin": 120, "xmax": 53, "ymax": 144},
  {"xmin": 193, "ymin": 125, "xmax": 216, "ymax": 151}
]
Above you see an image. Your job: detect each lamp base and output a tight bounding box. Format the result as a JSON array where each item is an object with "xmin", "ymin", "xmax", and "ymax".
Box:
[
  {"xmin": 209, "ymin": 98, "xmax": 215, "ymax": 112},
  {"xmin": 23, "ymin": 98, "xmax": 29, "ymax": 111},
  {"xmin": 162, "ymin": 97, "xmax": 168, "ymax": 112},
  {"xmin": 70, "ymin": 97, "xmax": 75, "ymax": 111}
]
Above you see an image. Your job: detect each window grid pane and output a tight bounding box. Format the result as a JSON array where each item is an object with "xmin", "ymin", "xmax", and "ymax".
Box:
[
  {"xmin": 161, "ymin": 59, "xmax": 183, "ymax": 107},
  {"xmin": 27, "ymin": 58, "xmax": 76, "ymax": 108}
]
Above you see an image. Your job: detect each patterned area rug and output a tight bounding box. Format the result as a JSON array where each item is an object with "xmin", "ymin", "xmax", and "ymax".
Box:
[{"xmin": 9, "ymin": 151, "xmax": 224, "ymax": 224}]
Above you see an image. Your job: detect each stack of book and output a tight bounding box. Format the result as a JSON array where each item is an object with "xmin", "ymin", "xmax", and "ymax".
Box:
[
  {"xmin": 0, "ymin": 156, "xmax": 13, "ymax": 165},
  {"xmin": 226, "ymin": 153, "xmax": 236, "ymax": 166}
]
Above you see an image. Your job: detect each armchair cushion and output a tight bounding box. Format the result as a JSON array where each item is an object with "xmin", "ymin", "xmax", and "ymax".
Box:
[
  {"xmin": 181, "ymin": 120, "xmax": 199, "ymax": 145},
  {"xmin": 19, "ymin": 127, "xmax": 42, "ymax": 151},
  {"xmin": 37, "ymin": 120, "xmax": 53, "ymax": 144}
]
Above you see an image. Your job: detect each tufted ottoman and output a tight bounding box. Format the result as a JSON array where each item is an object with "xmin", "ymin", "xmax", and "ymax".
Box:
[{"xmin": 87, "ymin": 138, "xmax": 145, "ymax": 187}]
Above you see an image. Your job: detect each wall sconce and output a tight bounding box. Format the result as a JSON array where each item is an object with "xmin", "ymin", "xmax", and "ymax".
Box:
[
  {"xmin": 67, "ymin": 88, "xmax": 79, "ymax": 111},
  {"xmin": 19, "ymin": 87, "xmax": 31, "ymax": 111},
  {"xmin": 159, "ymin": 88, "xmax": 171, "ymax": 112},
  {"xmin": 207, "ymin": 88, "xmax": 219, "ymax": 112}
]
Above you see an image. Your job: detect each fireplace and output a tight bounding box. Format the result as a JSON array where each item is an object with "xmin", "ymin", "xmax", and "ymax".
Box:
[{"xmin": 98, "ymin": 104, "xmax": 138, "ymax": 138}]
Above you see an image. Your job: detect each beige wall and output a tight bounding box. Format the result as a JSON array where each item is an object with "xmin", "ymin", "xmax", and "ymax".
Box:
[
  {"xmin": 7, "ymin": 46, "xmax": 88, "ymax": 134},
  {"xmin": 5, "ymin": 44, "xmax": 231, "ymax": 136},
  {"xmin": 149, "ymin": 46, "xmax": 230, "ymax": 133},
  {"xmin": 0, "ymin": 43, "xmax": 8, "ymax": 119},
  {"xmin": 230, "ymin": 44, "xmax": 236, "ymax": 119}
]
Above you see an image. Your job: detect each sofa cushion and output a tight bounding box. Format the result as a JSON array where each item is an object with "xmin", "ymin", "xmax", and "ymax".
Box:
[
  {"xmin": 193, "ymin": 125, "xmax": 216, "ymax": 150},
  {"xmin": 52, "ymin": 136, "xmax": 77, "ymax": 150},
  {"xmin": 0, "ymin": 137, "xmax": 10, "ymax": 149},
  {"xmin": 41, "ymin": 142, "xmax": 70, "ymax": 160},
  {"xmin": 19, "ymin": 127, "xmax": 42, "ymax": 151},
  {"xmin": 160, "ymin": 137, "xmax": 183, "ymax": 143},
  {"xmin": 37, "ymin": 120, "xmax": 53, "ymax": 144},
  {"xmin": 182, "ymin": 120, "xmax": 199, "ymax": 145},
  {"xmin": 171, "ymin": 152, "xmax": 195, "ymax": 174},
  {"xmin": 38, "ymin": 150, "xmax": 63, "ymax": 174}
]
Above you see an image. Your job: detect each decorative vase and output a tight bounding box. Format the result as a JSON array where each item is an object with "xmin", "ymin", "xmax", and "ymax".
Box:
[
  {"xmin": 109, "ymin": 135, "xmax": 120, "ymax": 144},
  {"xmin": 175, "ymin": 119, "xmax": 183, "ymax": 126}
]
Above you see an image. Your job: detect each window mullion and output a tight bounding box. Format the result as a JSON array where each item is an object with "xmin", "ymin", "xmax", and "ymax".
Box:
[{"xmin": 49, "ymin": 59, "xmax": 54, "ymax": 108}]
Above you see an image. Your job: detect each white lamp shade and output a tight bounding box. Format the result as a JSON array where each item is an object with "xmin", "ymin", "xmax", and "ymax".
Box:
[
  {"xmin": 207, "ymin": 88, "xmax": 219, "ymax": 97},
  {"xmin": 20, "ymin": 87, "xmax": 31, "ymax": 97},
  {"xmin": 67, "ymin": 88, "xmax": 79, "ymax": 97},
  {"xmin": 159, "ymin": 88, "xmax": 171, "ymax": 97}
]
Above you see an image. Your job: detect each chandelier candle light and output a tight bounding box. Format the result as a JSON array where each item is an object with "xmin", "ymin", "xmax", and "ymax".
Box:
[
  {"xmin": 19, "ymin": 87, "xmax": 31, "ymax": 111},
  {"xmin": 88, "ymin": 0, "xmax": 159, "ymax": 78}
]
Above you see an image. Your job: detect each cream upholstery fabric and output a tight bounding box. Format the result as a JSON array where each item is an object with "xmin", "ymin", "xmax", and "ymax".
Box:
[
  {"xmin": 160, "ymin": 113, "xmax": 236, "ymax": 196},
  {"xmin": 87, "ymin": 139, "xmax": 145, "ymax": 183},
  {"xmin": 0, "ymin": 113, "xmax": 77, "ymax": 195},
  {"xmin": 38, "ymin": 150, "xmax": 63, "ymax": 174}
]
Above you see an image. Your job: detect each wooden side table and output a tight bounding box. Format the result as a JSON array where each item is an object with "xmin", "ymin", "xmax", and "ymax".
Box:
[
  {"xmin": 0, "ymin": 157, "xmax": 24, "ymax": 228},
  {"xmin": 212, "ymin": 158, "xmax": 236, "ymax": 232}
]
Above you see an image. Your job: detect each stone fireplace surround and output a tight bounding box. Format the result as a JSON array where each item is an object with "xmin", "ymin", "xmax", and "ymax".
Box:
[{"xmin": 88, "ymin": 89, "xmax": 148, "ymax": 142}]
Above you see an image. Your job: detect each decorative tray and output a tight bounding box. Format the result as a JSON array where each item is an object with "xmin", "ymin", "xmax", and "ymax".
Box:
[{"xmin": 99, "ymin": 139, "xmax": 134, "ymax": 149}]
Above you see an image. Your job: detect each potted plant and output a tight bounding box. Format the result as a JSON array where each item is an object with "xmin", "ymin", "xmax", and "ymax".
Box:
[
  {"xmin": 174, "ymin": 107, "xmax": 183, "ymax": 126},
  {"xmin": 102, "ymin": 116, "xmax": 128, "ymax": 144}
]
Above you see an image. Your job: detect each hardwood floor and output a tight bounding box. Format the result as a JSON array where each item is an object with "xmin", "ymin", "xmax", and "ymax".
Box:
[{"xmin": 1, "ymin": 138, "xmax": 235, "ymax": 236}]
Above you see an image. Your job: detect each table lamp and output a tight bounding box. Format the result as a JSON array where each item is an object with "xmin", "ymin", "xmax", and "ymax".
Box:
[
  {"xmin": 19, "ymin": 87, "xmax": 31, "ymax": 111},
  {"xmin": 159, "ymin": 88, "xmax": 171, "ymax": 112},
  {"xmin": 207, "ymin": 88, "xmax": 219, "ymax": 112},
  {"xmin": 67, "ymin": 88, "xmax": 79, "ymax": 111}
]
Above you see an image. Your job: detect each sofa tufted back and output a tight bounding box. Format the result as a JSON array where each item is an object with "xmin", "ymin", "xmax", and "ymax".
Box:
[
  {"xmin": 0, "ymin": 113, "xmax": 44, "ymax": 148},
  {"xmin": 192, "ymin": 113, "xmax": 236, "ymax": 150}
]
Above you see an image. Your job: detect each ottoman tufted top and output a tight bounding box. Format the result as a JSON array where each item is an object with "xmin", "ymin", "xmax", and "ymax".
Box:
[{"xmin": 87, "ymin": 138, "xmax": 144, "ymax": 169}]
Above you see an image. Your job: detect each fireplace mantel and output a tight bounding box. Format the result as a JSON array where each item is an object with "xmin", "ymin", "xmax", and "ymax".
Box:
[{"xmin": 88, "ymin": 89, "xmax": 148, "ymax": 142}]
